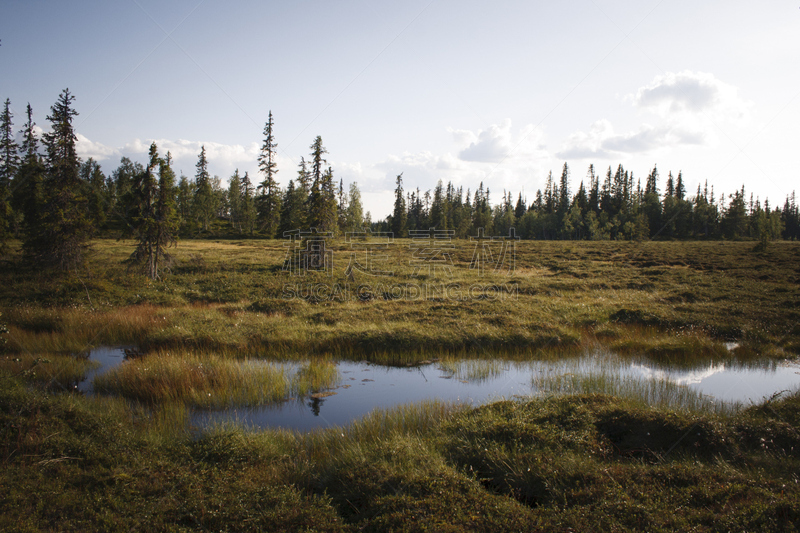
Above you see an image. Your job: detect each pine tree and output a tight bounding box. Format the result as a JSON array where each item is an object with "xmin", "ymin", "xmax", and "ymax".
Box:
[
  {"xmin": 176, "ymin": 173, "xmax": 192, "ymax": 232},
  {"xmin": 308, "ymin": 136, "xmax": 337, "ymax": 232},
  {"xmin": 514, "ymin": 193, "xmax": 526, "ymax": 220},
  {"xmin": 337, "ymin": 179, "xmax": 348, "ymax": 232},
  {"xmin": 80, "ymin": 158, "xmax": 108, "ymax": 230},
  {"xmin": 20, "ymin": 103, "xmax": 39, "ymax": 163},
  {"xmin": 587, "ymin": 165, "xmax": 599, "ymax": 213},
  {"xmin": 12, "ymin": 105, "xmax": 45, "ymax": 242},
  {"xmin": 256, "ymin": 112, "xmax": 281, "ymax": 237},
  {"xmin": 278, "ymin": 179, "xmax": 304, "ymax": 237},
  {"xmin": 239, "ymin": 172, "xmax": 257, "ymax": 235},
  {"xmin": 307, "ymin": 137, "xmax": 326, "ymax": 229},
  {"xmin": 153, "ymin": 151, "xmax": 179, "ymax": 275},
  {"xmin": 0, "ymin": 99, "xmax": 19, "ymax": 252},
  {"xmin": 574, "ymin": 181, "xmax": 588, "ymax": 214},
  {"xmin": 129, "ymin": 144, "xmax": 178, "ymax": 279},
  {"xmin": 26, "ymin": 89, "xmax": 92, "ymax": 270},
  {"xmin": 193, "ymin": 146, "xmax": 217, "ymax": 232},
  {"xmin": 228, "ymin": 169, "xmax": 242, "ymax": 233},
  {"xmin": 430, "ymin": 180, "xmax": 447, "ymax": 229},
  {"xmin": 675, "ymin": 171, "xmax": 686, "ymax": 201},
  {"xmin": 558, "ymin": 162, "xmax": 570, "ymax": 217},
  {"xmin": 391, "ymin": 174, "xmax": 407, "ymax": 237},
  {"xmin": 665, "ymin": 172, "xmax": 675, "ymax": 198},
  {"xmin": 643, "ymin": 165, "xmax": 662, "ymax": 238},
  {"xmin": 318, "ymin": 166, "xmax": 339, "ymax": 234}
]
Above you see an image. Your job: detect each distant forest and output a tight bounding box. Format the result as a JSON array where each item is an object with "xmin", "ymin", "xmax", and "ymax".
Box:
[{"xmin": 1, "ymin": 91, "xmax": 798, "ymax": 274}]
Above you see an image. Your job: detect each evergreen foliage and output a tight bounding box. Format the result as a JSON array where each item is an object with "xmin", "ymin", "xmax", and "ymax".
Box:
[
  {"xmin": 256, "ymin": 111, "xmax": 281, "ymax": 238},
  {"xmin": 24, "ymin": 89, "xmax": 92, "ymax": 270}
]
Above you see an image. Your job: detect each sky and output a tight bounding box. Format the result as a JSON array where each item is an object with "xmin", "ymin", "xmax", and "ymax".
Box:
[{"xmin": 1, "ymin": 0, "xmax": 798, "ymax": 219}]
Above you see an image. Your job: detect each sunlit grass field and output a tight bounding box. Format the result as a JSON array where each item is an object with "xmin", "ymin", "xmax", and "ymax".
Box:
[
  {"xmin": 1, "ymin": 238, "xmax": 798, "ymax": 361},
  {"xmin": 1, "ymin": 238, "xmax": 799, "ymax": 531}
]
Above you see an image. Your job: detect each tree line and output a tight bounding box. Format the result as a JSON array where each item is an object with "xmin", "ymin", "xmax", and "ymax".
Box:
[
  {"xmin": 385, "ymin": 163, "xmax": 798, "ymax": 245},
  {"xmin": 1, "ymin": 90, "xmax": 798, "ymax": 278},
  {"xmin": 0, "ymin": 91, "xmax": 367, "ymax": 277}
]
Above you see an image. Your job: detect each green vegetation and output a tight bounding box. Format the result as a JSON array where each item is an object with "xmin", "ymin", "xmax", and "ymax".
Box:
[
  {"xmin": 1, "ymin": 239, "xmax": 798, "ymax": 363},
  {"xmin": 0, "ymin": 238, "xmax": 798, "ymax": 530},
  {"xmin": 533, "ymin": 366, "xmax": 739, "ymax": 415},
  {"xmin": 92, "ymin": 353, "xmax": 339, "ymax": 408},
  {"xmin": 1, "ymin": 375, "xmax": 798, "ymax": 531}
]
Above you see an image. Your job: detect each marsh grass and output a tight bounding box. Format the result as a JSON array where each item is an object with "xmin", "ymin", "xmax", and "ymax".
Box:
[
  {"xmin": 2, "ymin": 365, "xmax": 799, "ymax": 531},
  {"xmin": 93, "ymin": 352, "xmax": 342, "ymax": 408},
  {"xmin": 533, "ymin": 368, "xmax": 740, "ymax": 415},
  {"xmin": 0, "ymin": 352, "xmax": 98, "ymax": 390},
  {"xmin": 3, "ymin": 305, "xmax": 162, "ymax": 354},
  {"xmin": 4, "ymin": 239, "xmax": 798, "ymax": 364},
  {"xmin": 93, "ymin": 351, "xmax": 290, "ymax": 408},
  {"xmin": 291, "ymin": 359, "xmax": 340, "ymax": 395},
  {"xmin": 438, "ymin": 357, "xmax": 508, "ymax": 382},
  {"xmin": 2, "ymin": 238, "xmax": 800, "ymax": 530}
]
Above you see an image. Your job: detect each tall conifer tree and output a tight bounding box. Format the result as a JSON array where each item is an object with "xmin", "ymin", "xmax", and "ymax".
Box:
[
  {"xmin": 26, "ymin": 89, "xmax": 91, "ymax": 270},
  {"xmin": 256, "ymin": 111, "xmax": 281, "ymax": 237},
  {"xmin": 0, "ymin": 99, "xmax": 19, "ymax": 252}
]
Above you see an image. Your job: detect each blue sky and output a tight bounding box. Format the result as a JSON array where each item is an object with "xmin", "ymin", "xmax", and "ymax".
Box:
[{"xmin": 2, "ymin": 0, "xmax": 798, "ymax": 218}]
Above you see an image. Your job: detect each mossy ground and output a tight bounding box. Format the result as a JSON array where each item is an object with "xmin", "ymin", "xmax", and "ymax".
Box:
[
  {"xmin": 1, "ymin": 239, "xmax": 798, "ymax": 362},
  {"xmin": 1, "ymin": 377, "xmax": 798, "ymax": 531},
  {"xmin": 0, "ymin": 239, "xmax": 798, "ymax": 530}
]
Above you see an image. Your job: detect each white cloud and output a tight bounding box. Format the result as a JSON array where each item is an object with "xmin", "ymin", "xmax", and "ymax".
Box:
[
  {"xmin": 633, "ymin": 71, "xmax": 752, "ymax": 123},
  {"xmin": 558, "ymin": 72, "xmax": 752, "ymax": 159},
  {"xmin": 121, "ymin": 139, "xmax": 260, "ymax": 171},
  {"xmin": 358, "ymin": 120, "xmax": 554, "ymax": 214},
  {"xmin": 450, "ymin": 119, "xmax": 548, "ymax": 164},
  {"xmin": 76, "ymin": 133, "xmax": 119, "ymax": 160}
]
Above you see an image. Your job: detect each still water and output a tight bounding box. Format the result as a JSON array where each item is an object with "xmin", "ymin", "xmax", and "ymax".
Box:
[{"xmin": 82, "ymin": 347, "xmax": 800, "ymax": 432}]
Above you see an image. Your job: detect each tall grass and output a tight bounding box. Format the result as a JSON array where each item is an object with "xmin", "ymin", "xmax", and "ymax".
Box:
[
  {"xmin": 94, "ymin": 352, "xmax": 343, "ymax": 408},
  {"xmin": 533, "ymin": 369, "xmax": 741, "ymax": 415},
  {"xmin": 3, "ymin": 305, "xmax": 161, "ymax": 354},
  {"xmin": 291, "ymin": 359, "xmax": 340, "ymax": 395},
  {"xmin": 438, "ymin": 357, "xmax": 507, "ymax": 382},
  {"xmin": 0, "ymin": 352, "xmax": 98, "ymax": 390},
  {"xmin": 94, "ymin": 352, "xmax": 290, "ymax": 408}
]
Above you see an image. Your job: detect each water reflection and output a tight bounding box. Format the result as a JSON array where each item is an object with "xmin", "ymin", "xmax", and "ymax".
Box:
[
  {"xmin": 76, "ymin": 346, "xmax": 130, "ymax": 393},
  {"xmin": 75, "ymin": 347, "xmax": 800, "ymax": 432},
  {"xmin": 189, "ymin": 356, "xmax": 800, "ymax": 432}
]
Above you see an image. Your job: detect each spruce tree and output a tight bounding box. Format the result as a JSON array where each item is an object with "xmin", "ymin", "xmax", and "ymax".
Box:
[
  {"xmin": 176, "ymin": 173, "xmax": 192, "ymax": 232},
  {"xmin": 128, "ymin": 143, "xmax": 159, "ymax": 275},
  {"xmin": 153, "ymin": 151, "xmax": 179, "ymax": 276},
  {"xmin": 193, "ymin": 145, "xmax": 217, "ymax": 232},
  {"xmin": 256, "ymin": 111, "xmax": 281, "ymax": 237},
  {"xmin": 228, "ymin": 169, "xmax": 242, "ymax": 233},
  {"xmin": 26, "ymin": 89, "xmax": 91, "ymax": 270},
  {"xmin": 391, "ymin": 173, "xmax": 407, "ymax": 237},
  {"xmin": 429, "ymin": 180, "xmax": 447, "ymax": 229},
  {"xmin": 308, "ymin": 136, "xmax": 338, "ymax": 232},
  {"xmin": 0, "ymin": 99, "xmax": 19, "ymax": 252},
  {"xmin": 675, "ymin": 171, "xmax": 686, "ymax": 201},
  {"xmin": 129, "ymin": 144, "xmax": 179, "ymax": 279},
  {"xmin": 665, "ymin": 172, "xmax": 675, "ymax": 198},
  {"xmin": 239, "ymin": 172, "xmax": 257, "ymax": 235},
  {"xmin": 278, "ymin": 179, "xmax": 305, "ymax": 237},
  {"xmin": 318, "ymin": 166, "xmax": 339, "ymax": 234},
  {"xmin": 80, "ymin": 158, "xmax": 108, "ymax": 230},
  {"xmin": 558, "ymin": 162, "xmax": 570, "ymax": 218},
  {"xmin": 514, "ymin": 193, "xmax": 526, "ymax": 220},
  {"xmin": 12, "ymin": 105, "xmax": 45, "ymax": 242},
  {"xmin": 20, "ymin": 104, "xmax": 38, "ymax": 163},
  {"xmin": 337, "ymin": 178, "xmax": 348, "ymax": 232},
  {"xmin": 643, "ymin": 165, "xmax": 662, "ymax": 238}
]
